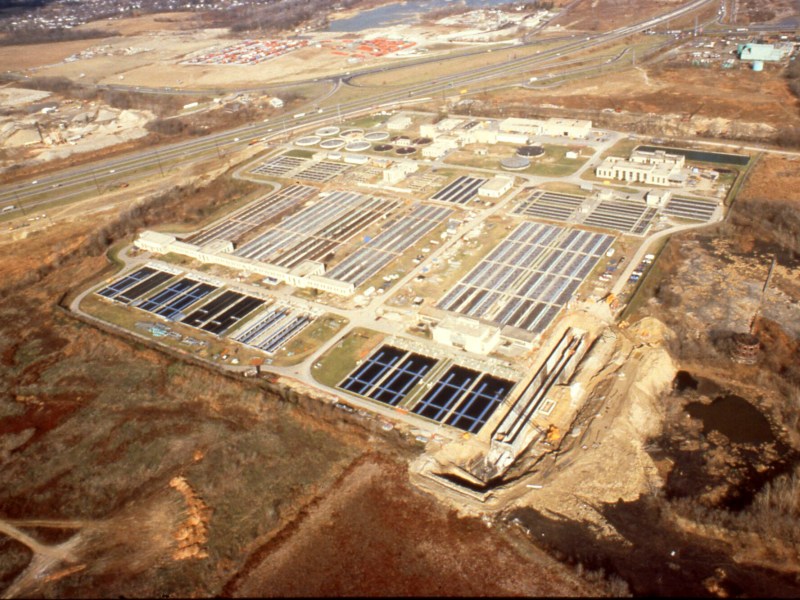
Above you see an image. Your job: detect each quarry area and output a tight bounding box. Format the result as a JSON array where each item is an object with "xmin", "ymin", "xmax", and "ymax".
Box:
[{"xmin": 1, "ymin": 0, "xmax": 800, "ymax": 597}]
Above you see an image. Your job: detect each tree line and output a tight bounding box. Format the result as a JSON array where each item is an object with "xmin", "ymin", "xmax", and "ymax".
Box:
[{"xmin": 0, "ymin": 27, "xmax": 115, "ymax": 46}]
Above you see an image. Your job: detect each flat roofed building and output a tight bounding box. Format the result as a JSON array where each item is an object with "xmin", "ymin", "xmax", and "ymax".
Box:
[
  {"xmin": 645, "ymin": 189, "xmax": 671, "ymax": 206},
  {"xmin": 433, "ymin": 315, "xmax": 501, "ymax": 355},
  {"xmin": 597, "ymin": 148, "xmax": 687, "ymax": 186},
  {"xmin": 629, "ymin": 149, "xmax": 685, "ymax": 168},
  {"xmin": 134, "ymin": 230, "xmax": 356, "ymax": 296},
  {"xmin": 497, "ymin": 132, "xmax": 529, "ymax": 145},
  {"xmin": 597, "ymin": 157, "xmax": 675, "ymax": 186},
  {"xmin": 478, "ymin": 175, "xmax": 514, "ymax": 198},
  {"xmin": 435, "ymin": 117, "xmax": 465, "ymax": 132},
  {"xmin": 499, "ymin": 117, "xmax": 543, "ymax": 136},
  {"xmin": 383, "ymin": 159, "xmax": 419, "ymax": 184},
  {"xmin": 737, "ymin": 42, "xmax": 794, "ymax": 62},
  {"xmin": 386, "ymin": 114, "xmax": 412, "ymax": 131},
  {"xmin": 422, "ymin": 137, "xmax": 458, "ymax": 158},
  {"xmin": 499, "ymin": 117, "xmax": 592, "ymax": 139},
  {"xmin": 541, "ymin": 117, "xmax": 592, "ymax": 139}
]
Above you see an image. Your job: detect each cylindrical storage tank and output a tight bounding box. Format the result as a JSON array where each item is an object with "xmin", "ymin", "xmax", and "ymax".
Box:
[
  {"xmin": 345, "ymin": 140, "xmax": 371, "ymax": 152},
  {"xmin": 500, "ymin": 156, "xmax": 530, "ymax": 171},
  {"xmin": 295, "ymin": 136, "xmax": 321, "ymax": 146},
  {"xmin": 319, "ymin": 138, "xmax": 345, "ymax": 149},
  {"xmin": 364, "ymin": 131, "xmax": 389, "ymax": 142},
  {"xmin": 516, "ymin": 145, "xmax": 544, "ymax": 157},
  {"xmin": 315, "ymin": 126, "xmax": 340, "ymax": 137},
  {"xmin": 752, "ymin": 60, "xmax": 764, "ymax": 72}
]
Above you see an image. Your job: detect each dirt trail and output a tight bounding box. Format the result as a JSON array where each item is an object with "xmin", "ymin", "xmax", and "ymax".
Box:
[
  {"xmin": 0, "ymin": 519, "xmax": 76, "ymax": 562},
  {"xmin": 3, "ymin": 520, "xmax": 94, "ymax": 529},
  {"xmin": 0, "ymin": 519, "xmax": 82, "ymax": 600}
]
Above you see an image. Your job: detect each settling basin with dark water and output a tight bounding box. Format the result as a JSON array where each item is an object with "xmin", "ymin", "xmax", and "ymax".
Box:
[
  {"xmin": 666, "ymin": 371, "xmax": 796, "ymax": 511},
  {"xmin": 685, "ymin": 394, "xmax": 774, "ymax": 445}
]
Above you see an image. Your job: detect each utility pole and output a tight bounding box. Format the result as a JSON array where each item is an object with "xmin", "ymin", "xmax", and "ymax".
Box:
[
  {"xmin": 13, "ymin": 190, "xmax": 27, "ymax": 217},
  {"xmin": 155, "ymin": 148, "xmax": 165, "ymax": 177},
  {"xmin": 750, "ymin": 255, "xmax": 776, "ymax": 335}
]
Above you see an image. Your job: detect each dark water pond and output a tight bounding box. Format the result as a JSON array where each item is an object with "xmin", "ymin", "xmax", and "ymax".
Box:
[
  {"xmin": 685, "ymin": 394, "xmax": 775, "ymax": 445},
  {"xmin": 636, "ymin": 145, "xmax": 750, "ymax": 166}
]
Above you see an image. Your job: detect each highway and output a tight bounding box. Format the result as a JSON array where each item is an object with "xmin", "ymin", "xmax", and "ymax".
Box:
[{"xmin": 0, "ymin": 0, "xmax": 715, "ymax": 215}]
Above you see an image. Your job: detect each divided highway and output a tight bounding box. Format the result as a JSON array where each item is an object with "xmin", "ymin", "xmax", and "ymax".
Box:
[{"xmin": 0, "ymin": 0, "xmax": 715, "ymax": 215}]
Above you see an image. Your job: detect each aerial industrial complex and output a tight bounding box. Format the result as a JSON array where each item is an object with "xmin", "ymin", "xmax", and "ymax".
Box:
[
  {"xmin": 5, "ymin": 0, "xmax": 800, "ymax": 595},
  {"xmin": 82, "ymin": 107, "xmax": 738, "ymax": 494}
]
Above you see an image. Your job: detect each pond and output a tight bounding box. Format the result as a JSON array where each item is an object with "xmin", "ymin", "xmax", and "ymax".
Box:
[
  {"xmin": 329, "ymin": 0, "xmax": 519, "ymax": 32},
  {"xmin": 685, "ymin": 394, "xmax": 774, "ymax": 445}
]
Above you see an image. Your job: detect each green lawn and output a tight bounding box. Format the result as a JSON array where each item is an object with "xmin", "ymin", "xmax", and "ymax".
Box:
[{"xmin": 312, "ymin": 328, "xmax": 384, "ymax": 388}]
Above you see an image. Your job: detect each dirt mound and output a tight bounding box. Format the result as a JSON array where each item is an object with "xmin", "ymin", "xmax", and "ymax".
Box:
[{"xmin": 169, "ymin": 476, "xmax": 212, "ymax": 560}]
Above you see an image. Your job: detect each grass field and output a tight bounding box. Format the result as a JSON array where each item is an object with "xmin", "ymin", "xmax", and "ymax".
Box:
[
  {"xmin": 272, "ymin": 314, "xmax": 348, "ymax": 367},
  {"xmin": 312, "ymin": 328, "xmax": 385, "ymax": 389}
]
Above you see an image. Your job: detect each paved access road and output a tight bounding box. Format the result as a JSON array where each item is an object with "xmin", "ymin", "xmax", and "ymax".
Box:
[{"xmin": 0, "ymin": 0, "xmax": 715, "ymax": 216}]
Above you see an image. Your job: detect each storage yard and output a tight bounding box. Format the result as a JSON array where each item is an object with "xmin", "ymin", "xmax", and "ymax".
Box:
[
  {"xmin": 82, "ymin": 107, "xmax": 743, "ymax": 498},
  {"xmin": 183, "ymin": 39, "xmax": 311, "ymax": 65}
]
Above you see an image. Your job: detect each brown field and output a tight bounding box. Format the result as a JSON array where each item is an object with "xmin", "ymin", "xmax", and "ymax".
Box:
[
  {"xmin": 739, "ymin": 154, "xmax": 800, "ymax": 203},
  {"xmin": 74, "ymin": 11, "xmax": 203, "ymax": 36},
  {"xmin": 485, "ymin": 60, "xmax": 800, "ymax": 138},
  {"xmin": 228, "ymin": 455, "xmax": 593, "ymax": 597},
  {"xmin": 0, "ymin": 39, "xmax": 103, "ymax": 71},
  {"xmin": 553, "ymin": 0, "xmax": 694, "ymax": 31}
]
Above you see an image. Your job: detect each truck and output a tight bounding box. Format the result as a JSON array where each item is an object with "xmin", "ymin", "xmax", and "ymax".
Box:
[{"xmin": 293, "ymin": 112, "xmax": 306, "ymax": 119}]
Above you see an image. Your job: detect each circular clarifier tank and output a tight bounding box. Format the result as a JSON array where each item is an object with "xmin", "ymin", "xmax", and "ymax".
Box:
[
  {"xmin": 395, "ymin": 146, "xmax": 416, "ymax": 155},
  {"xmin": 295, "ymin": 136, "xmax": 321, "ymax": 146},
  {"xmin": 501, "ymin": 156, "xmax": 530, "ymax": 170},
  {"xmin": 413, "ymin": 137, "xmax": 432, "ymax": 145},
  {"xmin": 319, "ymin": 138, "xmax": 346, "ymax": 149},
  {"xmin": 345, "ymin": 140, "xmax": 371, "ymax": 152},
  {"xmin": 341, "ymin": 128, "xmax": 364, "ymax": 138},
  {"xmin": 516, "ymin": 145, "xmax": 545, "ymax": 157},
  {"xmin": 315, "ymin": 126, "xmax": 340, "ymax": 137},
  {"xmin": 364, "ymin": 131, "xmax": 389, "ymax": 141},
  {"xmin": 373, "ymin": 144, "xmax": 393, "ymax": 152}
]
